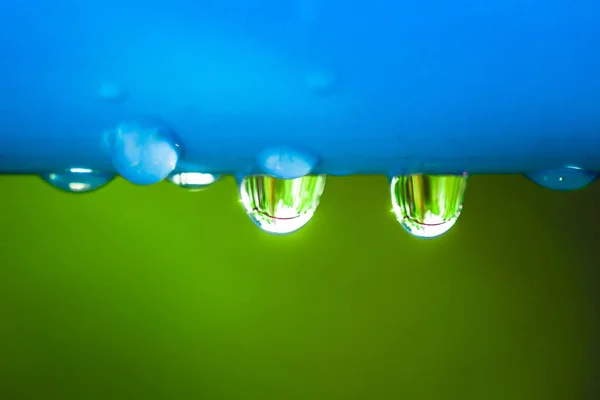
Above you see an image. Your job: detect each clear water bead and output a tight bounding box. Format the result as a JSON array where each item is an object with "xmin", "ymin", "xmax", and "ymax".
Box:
[
  {"xmin": 106, "ymin": 121, "xmax": 180, "ymax": 185},
  {"xmin": 239, "ymin": 175, "xmax": 326, "ymax": 235},
  {"xmin": 168, "ymin": 172, "xmax": 220, "ymax": 191},
  {"xmin": 41, "ymin": 168, "xmax": 114, "ymax": 193},
  {"xmin": 256, "ymin": 146, "xmax": 318, "ymax": 179},
  {"xmin": 526, "ymin": 166, "xmax": 597, "ymax": 191},
  {"xmin": 390, "ymin": 173, "xmax": 468, "ymax": 238}
]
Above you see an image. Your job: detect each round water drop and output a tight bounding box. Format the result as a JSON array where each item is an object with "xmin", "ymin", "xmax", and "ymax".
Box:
[
  {"xmin": 168, "ymin": 172, "xmax": 220, "ymax": 191},
  {"xmin": 526, "ymin": 166, "xmax": 597, "ymax": 191},
  {"xmin": 390, "ymin": 173, "xmax": 468, "ymax": 239},
  {"xmin": 41, "ymin": 168, "xmax": 115, "ymax": 193},
  {"xmin": 239, "ymin": 175, "xmax": 326, "ymax": 235},
  {"xmin": 257, "ymin": 147, "xmax": 318, "ymax": 179},
  {"xmin": 107, "ymin": 121, "xmax": 180, "ymax": 185}
]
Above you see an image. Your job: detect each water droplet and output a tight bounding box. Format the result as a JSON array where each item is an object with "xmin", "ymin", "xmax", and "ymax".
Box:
[
  {"xmin": 41, "ymin": 168, "xmax": 115, "ymax": 193},
  {"xmin": 106, "ymin": 121, "xmax": 180, "ymax": 185},
  {"xmin": 239, "ymin": 175, "xmax": 326, "ymax": 235},
  {"xmin": 257, "ymin": 147, "xmax": 318, "ymax": 179},
  {"xmin": 390, "ymin": 174, "xmax": 468, "ymax": 238},
  {"xmin": 526, "ymin": 166, "xmax": 597, "ymax": 191},
  {"xmin": 168, "ymin": 172, "xmax": 220, "ymax": 191}
]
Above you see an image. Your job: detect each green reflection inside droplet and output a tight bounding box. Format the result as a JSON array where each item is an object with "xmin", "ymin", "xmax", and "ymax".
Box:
[
  {"xmin": 239, "ymin": 175, "xmax": 326, "ymax": 235},
  {"xmin": 390, "ymin": 174, "xmax": 468, "ymax": 238}
]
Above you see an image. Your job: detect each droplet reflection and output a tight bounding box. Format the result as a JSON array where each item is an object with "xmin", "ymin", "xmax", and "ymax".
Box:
[
  {"xmin": 391, "ymin": 174, "xmax": 468, "ymax": 238},
  {"xmin": 168, "ymin": 172, "xmax": 220, "ymax": 191},
  {"xmin": 239, "ymin": 175, "xmax": 326, "ymax": 235},
  {"xmin": 41, "ymin": 168, "xmax": 115, "ymax": 193}
]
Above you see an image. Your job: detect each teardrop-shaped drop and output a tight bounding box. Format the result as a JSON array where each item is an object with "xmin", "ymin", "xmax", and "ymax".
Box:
[
  {"xmin": 168, "ymin": 172, "xmax": 220, "ymax": 191},
  {"xmin": 390, "ymin": 173, "xmax": 468, "ymax": 238},
  {"xmin": 239, "ymin": 175, "xmax": 326, "ymax": 235},
  {"xmin": 41, "ymin": 168, "xmax": 115, "ymax": 193}
]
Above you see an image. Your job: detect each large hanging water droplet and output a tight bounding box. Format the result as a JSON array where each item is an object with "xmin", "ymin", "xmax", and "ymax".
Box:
[
  {"xmin": 168, "ymin": 172, "xmax": 220, "ymax": 191},
  {"xmin": 239, "ymin": 175, "xmax": 326, "ymax": 235},
  {"xmin": 390, "ymin": 173, "xmax": 468, "ymax": 238},
  {"xmin": 106, "ymin": 121, "xmax": 180, "ymax": 185},
  {"xmin": 41, "ymin": 168, "xmax": 115, "ymax": 193},
  {"xmin": 526, "ymin": 166, "xmax": 597, "ymax": 191}
]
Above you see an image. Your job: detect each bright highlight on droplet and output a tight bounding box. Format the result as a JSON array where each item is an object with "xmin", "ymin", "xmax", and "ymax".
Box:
[
  {"xmin": 41, "ymin": 168, "xmax": 115, "ymax": 193},
  {"xmin": 168, "ymin": 172, "xmax": 220, "ymax": 190},
  {"xmin": 390, "ymin": 173, "xmax": 468, "ymax": 238},
  {"xmin": 239, "ymin": 175, "xmax": 326, "ymax": 235}
]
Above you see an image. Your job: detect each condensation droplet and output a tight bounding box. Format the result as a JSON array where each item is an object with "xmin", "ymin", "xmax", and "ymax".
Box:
[
  {"xmin": 168, "ymin": 172, "xmax": 220, "ymax": 191},
  {"xmin": 526, "ymin": 166, "xmax": 597, "ymax": 191},
  {"xmin": 106, "ymin": 121, "xmax": 180, "ymax": 185},
  {"xmin": 41, "ymin": 168, "xmax": 115, "ymax": 193},
  {"xmin": 390, "ymin": 173, "xmax": 468, "ymax": 238},
  {"xmin": 257, "ymin": 146, "xmax": 318, "ymax": 179},
  {"xmin": 239, "ymin": 175, "xmax": 326, "ymax": 235}
]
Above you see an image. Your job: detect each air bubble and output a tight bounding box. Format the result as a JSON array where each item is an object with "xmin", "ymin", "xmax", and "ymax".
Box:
[
  {"xmin": 41, "ymin": 168, "xmax": 114, "ymax": 193},
  {"xmin": 239, "ymin": 175, "xmax": 326, "ymax": 235},
  {"xmin": 390, "ymin": 174, "xmax": 468, "ymax": 238}
]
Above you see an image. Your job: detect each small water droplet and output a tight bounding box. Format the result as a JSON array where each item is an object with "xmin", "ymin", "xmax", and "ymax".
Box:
[
  {"xmin": 41, "ymin": 168, "xmax": 115, "ymax": 193},
  {"xmin": 390, "ymin": 174, "xmax": 468, "ymax": 238},
  {"xmin": 106, "ymin": 121, "xmax": 180, "ymax": 185},
  {"xmin": 239, "ymin": 175, "xmax": 326, "ymax": 235},
  {"xmin": 168, "ymin": 172, "xmax": 220, "ymax": 191},
  {"xmin": 526, "ymin": 166, "xmax": 597, "ymax": 191},
  {"xmin": 257, "ymin": 147, "xmax": 318, "ymax": 179}
]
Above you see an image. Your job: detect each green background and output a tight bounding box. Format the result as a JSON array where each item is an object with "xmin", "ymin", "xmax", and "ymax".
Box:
[{"xmin": 0, "ymin": 175, "xmax": 598, "ymax": 399}]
